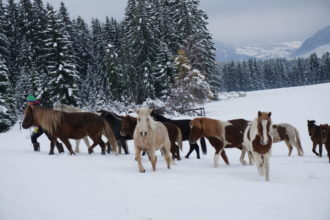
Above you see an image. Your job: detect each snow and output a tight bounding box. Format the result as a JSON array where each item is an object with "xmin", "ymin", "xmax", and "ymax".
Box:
[
  {"xmin": 1, "ymin": 84, "xmax": 330, "ymax": 220},
  {"xmin": 297, "ymin": 43, "xmax": 330, "ymax": 58}
]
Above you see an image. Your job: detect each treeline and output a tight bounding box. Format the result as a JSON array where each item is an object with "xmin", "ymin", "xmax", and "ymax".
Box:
[
  {"xmin": 0, "ymin": 0, "xmax": 217, "ymax": 132},
  {"xmin": 218, "ymin": 52, "xmax": 330, "ymax": 92}
]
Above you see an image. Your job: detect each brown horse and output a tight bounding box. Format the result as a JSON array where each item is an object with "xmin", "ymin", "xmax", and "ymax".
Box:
[
  {"xmin": 243, "ymin": 111, "xmax": 273, "ymax": 181},
  {"xmin": 189, "ymin": 117, "xmax": 249, "ymax": 167},
  {"xmin": 319, "ymin": 124, "xmax": 330, "ymax": 163},
  {"xmin": 272, "ymin": 123, "xmax": 304, "ymax": 156},
  {"xmin": 307, "ymin": 120, "xmax": 325, "ymax": 157},
  {"xmin": 22, "ymin": 105, "xmax": 118, "ymax": 155},
  {"xmin": 120, "ymin": 115, "xmax": 183, "ymax": 160}
]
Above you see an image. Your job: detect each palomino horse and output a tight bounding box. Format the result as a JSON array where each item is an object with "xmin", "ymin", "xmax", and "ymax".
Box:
[
  {"xmin": 151, "ymin": 110, "xmax": 207, "ymax": 159},
  {"xmin": 319, "ymin": 124, "xmax": 330, "ymax": 163},
  {"xmin": 22, "ymin": 105, "xmax": 118, "ymax": 155},
  {"xmin": 134, "ymin": 109, "xmax": 172, "ymax": 172},
  {"xmin": 189, "ymin": 117, "xmax": 249, "ymax": 167},
  {"xmin": 243, "ymin": 111, "xmax": 273, "ymax": 181},
  {"xmin": 272, "ymin": 123, "xmax": 304, "ymax": 156},
  {"xmin": 98, "ymin": 110, "xmax": 130, "ymax": 154},
  {"xmin": 307, "ymin": 120, "xmax": 325, "ymax": 157},
  {"xmin": 53, "ymin": 103, "xmax": 90, "ymax": 153},
  {"xmin": 121, "ymin": 115, "xmax": 183, "ymax": 160}
]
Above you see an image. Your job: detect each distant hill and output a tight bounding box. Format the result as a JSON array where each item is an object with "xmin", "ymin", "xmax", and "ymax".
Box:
[
  {"xmin": 214, "ymin": 41, "xmax": 250, "ymax": 62},
  {"xmin": 292, "ymin": 25, "xmax": 330, "ymax": 57}
]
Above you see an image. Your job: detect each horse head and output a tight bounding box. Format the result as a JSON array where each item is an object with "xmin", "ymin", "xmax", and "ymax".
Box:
[
  {"xmin": 307, "ymin": 120, "xmax": 316, "ymax": 136},
  {"xmin": 320, "ymin": 124, "xmax": 329, "ymax": 143},
  {"xmin": 22, "ymin": 105, "xmax": 36, "ymax": 129},
  {"xmin": 136, "ymin": 108, "xmax": 154, "ymax": 137},
  {"xmin": 257, "ymin": 111, "xmax": 272, "ymax": 145},
  {"xmin": 189, "ymin": 118, "xmax": 204, "ymax": 144},
  {"xmin": 120, "ymin": 115, "xmax": 136, "ymax": 137}
]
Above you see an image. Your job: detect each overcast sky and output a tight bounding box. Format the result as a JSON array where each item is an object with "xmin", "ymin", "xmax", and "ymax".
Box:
[{"xmin": 46, "ymin": 0, "xmax": 330, "ymax": 46}]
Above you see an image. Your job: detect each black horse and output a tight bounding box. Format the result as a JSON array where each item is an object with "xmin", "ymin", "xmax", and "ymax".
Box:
[
  {"xmin": 150, "ymin": 110, "xmax": 207, "ymax": 159},
  {"xmin": 307, "ymin": 120, "xmax": 324, "ymax": 157},
  {"xmin": 99, "ymin": 110, "xmax": 130, "ymax": 154}
]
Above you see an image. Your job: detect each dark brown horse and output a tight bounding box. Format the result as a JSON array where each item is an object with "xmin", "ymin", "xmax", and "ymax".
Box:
[
  {"xmin": 319, "ymin": 124, "xmax": 330, "ymax": 163},
  {"xmin": 307, "ymin": 120, "xmax": 324, "ymax": 157},
  {"xmin": 120, "ymin": 115, "xmax": 183, "ymax": 160},
  {"xmin": 22, "ymin": 105, "xmax": 118, "ymax": 155}
]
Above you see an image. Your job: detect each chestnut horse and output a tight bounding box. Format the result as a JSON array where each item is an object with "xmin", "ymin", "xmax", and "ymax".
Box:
[
  {"xmin": 272, "ymin": 123, "xmax": 304, "ymax": 156},
  {"xmin": 134, "ymin": 109, "xmax": 172, "ymax": 172},
  {"xmin": 53, "ymin": 103, "xmax": 90, "ymax": 153},
  {"xmin": 189, "ymin": 117, "xmax": 249, "ymax": 167},
  {"xmin": 307, "ymin": 120, "xmax": 325, "ymax": 157},
  {"xmin": 319, "ymin": 124, "xmax": 330, "ymax": 163},
  {"xmin": 243, "ymin": 111, "xmax": 273, "ymax": 181},
  {"xmin": 120, "ymin": 115, "xmax": 183, "ymax": 160},
  {"xmin": 22, "ymin": 105, "xmax": 118, "ymax": 155}
]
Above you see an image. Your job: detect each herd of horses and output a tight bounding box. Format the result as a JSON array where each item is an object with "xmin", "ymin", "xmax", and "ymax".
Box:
[{"xmin": 22, "ymin": 103, "xmax": 330, "ymax": 182}]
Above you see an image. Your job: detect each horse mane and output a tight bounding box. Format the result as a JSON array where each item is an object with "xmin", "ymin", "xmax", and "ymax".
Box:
[
  {"xmin": 34, "ymin": 106, "xmax": 63, "ymax": 136},
  {"xmin": 54, "ymin": 103, "xmax": 83, "ymax": 112}
]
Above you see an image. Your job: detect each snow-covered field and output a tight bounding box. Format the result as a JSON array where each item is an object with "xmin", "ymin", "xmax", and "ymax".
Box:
[{"xmin": 1, "ymin": 84, "xmax": 330, "ymax": 220}]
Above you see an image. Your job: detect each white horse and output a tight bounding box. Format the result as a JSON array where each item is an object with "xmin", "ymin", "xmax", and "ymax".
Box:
[
  {"xmin": 243, "ymin": 111, "xmax": 273, "ymax": 181},
  {"xmin": 133, "ymin": 108, "xmax": 172, "ymax": 173},
  {"xmin": 272, "ymin": 123, "xmax": 304, "ymax": 156},
  {"xmin": 53, "ymin": 103, "xmax": 91, "ymax": 153}
]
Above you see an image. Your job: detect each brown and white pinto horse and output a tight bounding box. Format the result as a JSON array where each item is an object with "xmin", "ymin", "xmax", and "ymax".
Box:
[
  {"xmin": 243, "ymin": 111, "xmax": 273, "ymax": 181},
  {"xmin": 272, "ymin": 123, "xmax": 304, "ymax": 156},
  {"xmin": 189, "ymin": 117, "xmax": 249, "ymax": 167},
  {"xmin": 22, "ymin": 105, "xmax": 118, "ymax": 155}
]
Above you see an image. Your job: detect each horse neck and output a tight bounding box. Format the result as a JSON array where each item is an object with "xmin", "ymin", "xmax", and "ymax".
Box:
[
  {"xmin": 154, "ymin": 114, "xmax": 169, "ymax": 122},
  {"xmin": 34, "ymin": 107, "xmax": 62, "ymax": 135}
]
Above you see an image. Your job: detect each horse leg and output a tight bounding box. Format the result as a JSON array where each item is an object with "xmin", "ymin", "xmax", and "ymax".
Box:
[
  {"xmin": 147, "ymin": 150, "xmax": 157, "ymax": 171},
  {"xmin": 75, "ymin": 139, "xmax": 80, "ymax": 153},
  {"xmin": 49, "ymin": 137, "xmax": 56, "ymax": 155},
  {"xmin": 60, "ymin": 138, "xmax": 75, "ymax": 155},
  {"xmin": 248, "ymin": 150, "xmax": 254, "ymax": 165},
  {"xmin": 319, "ymin": 143, "xmax": 323, "ymax": 157},
  {"xmin": 220, "ymin": 150, "xmax": 229, "ymax": 165},
  {"xmin": 88, "ymin": 140, "xmax": 99, "ymax": 154},
  {"xmin": 175, "ymin": 144, "xmax": 181, "ymax": 160},
  {"xmin": 105, "ymin": 141, "xmax": 111, "ymax": 154},
  {"xmin": 325, "ymin": 143, "xmax": 330, "ymax": 163},
  {"xmin": 163, "ymin": 141, "xmax": 172, "ymax": 169},
  {"xmin": 284, "ymin": 139, "xmax": 293, "ymax": 156},
  {"xmin": 185, "ymin": 143, "xmax": 195, "ymax": 159},
  {"xmin": 312, "ymin": 142, "xmax": 319, "ymax": 156},
  {"xmin": 98, "ymin": 138, "xmax": 106, "ymax": 155},
  {"xmin": 135, "ymin": 146, "xmax": 145, "ymax": 173},
  {"xmin": 239, "ymin": 147, "xmax": 248, "ymax": 165},
  {"xmin": 122, "ymin": 140, "xmax": 129, "ymax": 154},
  {"xmin": 83, "ymin": 137, "xmax": 90, "ymax": 150},
  {"xmin": 194, "ymin": 143, "xmax": 200, "ymax": 159},
  {"xmin": 264, "ymin": 154, "xmax": 270, "ymax": 181},
  {"xmin": 254, "ymin": 153, "xmax": 264, "ymax": 177}
]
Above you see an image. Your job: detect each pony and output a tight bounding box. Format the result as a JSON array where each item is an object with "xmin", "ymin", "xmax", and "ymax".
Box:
[
  {"xmin": 98, "ymin": 110, "xmax": 130, "ymax": 154},
  {"xmin": 22, "ymin": 105, "xmax": 118, "ymax": 155},
  {"xmin": 189, "ymin": 117, "xmax": 249, "ymax": 167},
  {"xmin": 319, "ymin": 124, "xmax": 330, "ymax": 163},
  {"xmin": 134, "ymin": 109, "xmax": 172, "ymax": 172},
  {"xmin": 243, "ymin": 111, "xmax": 273, "ymax": 181},
  {"xmin": 53, "ymin": 103, "xmax": 91, "ymax": 153},
  {"xmin": 120, "ymin": 115, "xmax": 183, "ymax": 160},
  {"xmin": 307, "ymin": 120, "xmax": 325, "ymax": 157},
  {"xmin": 272, "ymin": 123, "xmax": 304, "ymax": 156},
  {"xmin": 150, "ymin": 110, "xmax": 207, "ymax": 159}
]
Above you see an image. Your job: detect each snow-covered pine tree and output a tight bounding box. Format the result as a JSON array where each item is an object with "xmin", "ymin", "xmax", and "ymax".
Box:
[
  {"xmin": 122, "ymin": 0, "xmax": 160, "ymax": 104},
  {"xmin": 169, "ymin": 49, "xmax": 213, "ymax": 111},
  {"xmin": 41, "ymin": 4, "xmax": 79, "ymax": 107},
  {"xmin": 71, "ymin": 16, "xmax": 93, "ymax": 105},
  {"xmin": 171, "ymin": 0, "xmax": 218, "ymax": 97}
]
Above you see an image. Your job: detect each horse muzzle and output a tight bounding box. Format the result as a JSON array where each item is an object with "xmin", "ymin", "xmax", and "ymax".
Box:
[{"xmin": 140, "ymin": 132, "xmax": 147, "ymax": 137}]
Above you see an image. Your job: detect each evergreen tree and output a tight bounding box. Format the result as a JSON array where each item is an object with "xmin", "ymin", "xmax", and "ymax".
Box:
[{"xmin": 41, "ymin": 4, "xmax": 79, "ymax": 106}]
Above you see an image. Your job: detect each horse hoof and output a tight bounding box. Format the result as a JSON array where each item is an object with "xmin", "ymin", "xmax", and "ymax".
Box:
[{"xmin": 139, "ymin": 169, "xmax": 146, "ymax": 173}]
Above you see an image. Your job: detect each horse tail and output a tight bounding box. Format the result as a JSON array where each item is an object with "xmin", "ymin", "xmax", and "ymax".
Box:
[
  {"xmin": 294, "ymin": 128, "xmax": 304, "ymax": 156},
  {"xmin": 177, "ymin": 127, "xmax": 183, "ymax": 151},
  {"xmin": 200, "ymin": 137, "xmax": 207, "ymax": 155},
  {"xmin": 103, "ymin": 120, "xmax": 118, "ymax": 154}
]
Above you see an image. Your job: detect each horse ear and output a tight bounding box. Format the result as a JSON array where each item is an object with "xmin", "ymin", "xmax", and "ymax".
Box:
[
  {"xmin": 258, "ymin": 111, "xmax": 261, "ymax": 118},
  {"xmin": 268, "ymin": 112, "xmax": 272, "ymax": 118},
  {"xmin": 135, "ymin": 109, "xmax": 140, "ymax": 115}
]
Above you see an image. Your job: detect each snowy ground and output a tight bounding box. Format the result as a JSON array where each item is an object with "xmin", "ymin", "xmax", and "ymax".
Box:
[{"xmin": 1, "ymin": 84, "xmax": 330, "ymax": 220}]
